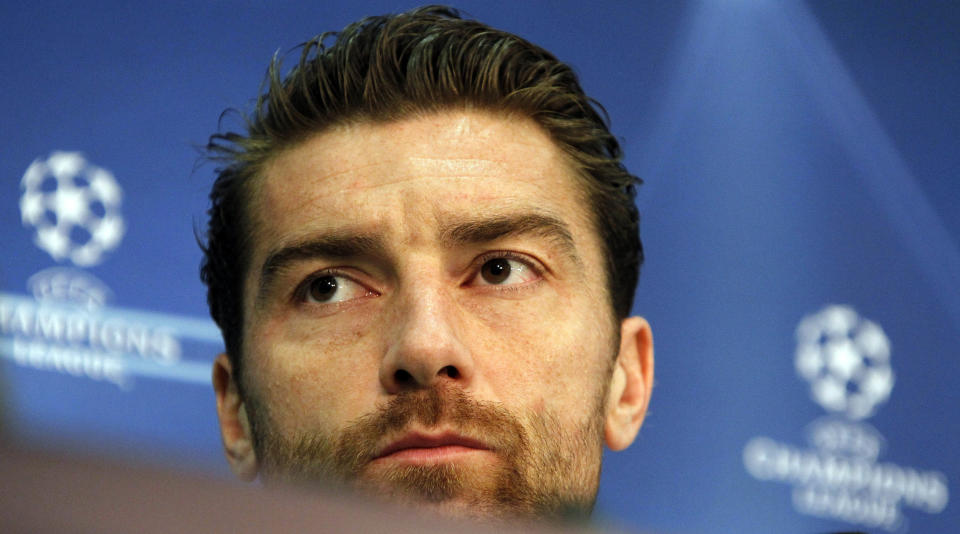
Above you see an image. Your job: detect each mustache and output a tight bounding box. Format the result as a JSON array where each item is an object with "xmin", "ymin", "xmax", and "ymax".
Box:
[
  {"xmin": 338, "ymin": 386, "xmax": 527, "ymax": 471},
  {"xmin": 257, "ymin": 385, "xmax": 528, "ymax": 481}
]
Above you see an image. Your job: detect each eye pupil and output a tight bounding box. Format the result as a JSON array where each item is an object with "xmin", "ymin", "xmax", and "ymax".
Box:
[
  {"xmin": 481, "ymin": 258, "xmax": 511, "ymax": 284},
  {"xmin": 309, "ymin": 276, "xmax": 338, "ymax": 301}
]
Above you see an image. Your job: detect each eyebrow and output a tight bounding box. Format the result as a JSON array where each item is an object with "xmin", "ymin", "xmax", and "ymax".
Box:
[{"xmin": 437, "ymin": 213, "xmax": 578, "ymax": 261}]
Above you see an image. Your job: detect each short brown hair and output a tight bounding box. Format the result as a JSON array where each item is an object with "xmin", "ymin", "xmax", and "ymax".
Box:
[{"xmin": 201, "ymin": 5, "xmax": 642, "ymax": 383}]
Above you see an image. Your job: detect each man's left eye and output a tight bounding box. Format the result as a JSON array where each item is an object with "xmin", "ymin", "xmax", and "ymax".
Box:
[{"xmin": 472, "ymin": 257, "xmax": 539, "ymax": 286}]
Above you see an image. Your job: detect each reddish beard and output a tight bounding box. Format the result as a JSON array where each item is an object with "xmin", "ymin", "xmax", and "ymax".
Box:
[{"xmin": 246, "ymin": 384, "xmax": 605, "ymax": 521}]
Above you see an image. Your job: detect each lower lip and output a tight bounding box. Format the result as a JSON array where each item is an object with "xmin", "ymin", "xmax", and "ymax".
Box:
[{"xmin": 375, "ymin": 445, "xmax": 488, "ymax": 464}]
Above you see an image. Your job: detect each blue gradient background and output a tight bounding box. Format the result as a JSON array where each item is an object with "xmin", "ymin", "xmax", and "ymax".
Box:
[{"xmin": 1, "ymin": 2, "xmax": 957, "ymax": 532}]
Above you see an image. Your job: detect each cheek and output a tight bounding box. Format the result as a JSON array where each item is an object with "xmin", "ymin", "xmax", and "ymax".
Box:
[
  {"xmin": 462, "ymin": 293, "xmax": 614, "ymax": 413},
  {"xmin": 244, "ymin": 310, "xmax": 381, "ymax": 437}
]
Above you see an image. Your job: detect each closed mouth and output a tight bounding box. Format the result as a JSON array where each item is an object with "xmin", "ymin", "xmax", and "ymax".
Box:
[{"xmin": 374, "ymin": 431, "xmax": 491, "ymax": 461}]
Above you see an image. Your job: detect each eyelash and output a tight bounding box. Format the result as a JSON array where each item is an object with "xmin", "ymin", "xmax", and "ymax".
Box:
[{"xmin": 292, "ymin": 268, "xmax": 373, "ymax": 304}]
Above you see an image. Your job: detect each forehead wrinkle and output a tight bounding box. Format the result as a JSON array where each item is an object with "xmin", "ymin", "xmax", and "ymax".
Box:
[
  {"xmin": 330, "ymin": 173, "xmax": 485, "ymax": 195},
  {"xmin": 266, "ymin": 163, "xmax": 383, "ymax": 214},
  {"xmin": 327, "ymin": 158, "xmax": 509, "ymax": 197},
  {"xmin": 404, "ymin": 157, "xmax": 505, "ymax": 175}
]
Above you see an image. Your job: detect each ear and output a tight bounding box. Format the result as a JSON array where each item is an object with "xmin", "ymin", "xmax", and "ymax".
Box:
[
  {"xmin": 604, "ymin": 316, "xmax": 654, "ymax": 451},
  {"xmin": 212, "ymin": 352, "xmax": 258, "ymax": 481}
]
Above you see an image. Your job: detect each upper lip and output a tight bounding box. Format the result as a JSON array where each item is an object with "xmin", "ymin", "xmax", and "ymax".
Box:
[{"xmin": 374, "ymin": 431, "xmax": 490, "ymax": 459}]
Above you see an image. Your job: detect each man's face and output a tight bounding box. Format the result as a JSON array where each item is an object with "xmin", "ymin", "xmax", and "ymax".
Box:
[{"xmin": 214, "ymin": 110, "xmax": 652, "ymax": 520}]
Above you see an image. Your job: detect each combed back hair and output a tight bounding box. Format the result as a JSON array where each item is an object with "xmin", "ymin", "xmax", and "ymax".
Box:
[{"xmin": 201, "ymin": 5, "xmax": 642, "ymax": 384}]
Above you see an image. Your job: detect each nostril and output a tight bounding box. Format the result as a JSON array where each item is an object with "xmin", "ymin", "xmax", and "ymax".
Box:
[
  {"xmin": 440, "ymin": 365, "xmax": 460, "ymax": 379},
  {"xmin": 394, "ymin": 369, "xmax": 414, "ymax": 384}
]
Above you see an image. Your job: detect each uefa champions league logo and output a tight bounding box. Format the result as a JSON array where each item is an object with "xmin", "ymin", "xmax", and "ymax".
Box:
[
  {"xmin": 20, "ymin": 151, "xmax": 125, "ymax": 267},
  {"xmin": 743, "ymin": 305, "xmax": 948, "ymax": 532},
  {"xmin": 795, "ymin": 305, "xmax": 894, "ymax": 421},
  {"xmin": 2, "ymin": 150, "xmax": 219, "ymax": 389}
]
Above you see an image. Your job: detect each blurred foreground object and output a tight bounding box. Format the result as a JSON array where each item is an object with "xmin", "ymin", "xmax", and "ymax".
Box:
[{"xmin": 0, "ymin": 442, "xmax": 628, "ymax": 534}]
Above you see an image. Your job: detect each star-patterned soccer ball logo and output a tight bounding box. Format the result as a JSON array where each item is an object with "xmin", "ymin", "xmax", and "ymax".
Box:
[
  {"xmin": 794, "ymin": 305, "xmax": 894, "ymax": 420},
  {"xmin": 20, "ymin": 152, "xmax": 125, "ymax": 267}
]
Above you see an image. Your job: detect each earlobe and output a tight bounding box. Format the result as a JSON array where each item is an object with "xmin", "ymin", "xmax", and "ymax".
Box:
[
  {"xmin": 212, "ymin": 353, "xmax": 259, "ymax": 481},
  {"xmin": 604, "ymin": 316, "xmax": 654, "ymax": 451}
]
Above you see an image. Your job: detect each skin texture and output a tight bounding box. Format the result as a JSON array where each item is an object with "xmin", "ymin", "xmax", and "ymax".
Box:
[{"xmin": 213, "ymin": 109, "xmax": 654, "ymax": 521}]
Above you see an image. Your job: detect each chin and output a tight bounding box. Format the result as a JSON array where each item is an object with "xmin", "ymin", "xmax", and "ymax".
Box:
[
  {"xmin": 357, "ymin": 473, "xmax": 594, "ymax": 525},
  {"xmin": 352, "ymin": 466, "xmax": 523, "ymax": 521},
  {"xmin": 407, "ymin": 497, "xmax": 505, "ymax": 521}
]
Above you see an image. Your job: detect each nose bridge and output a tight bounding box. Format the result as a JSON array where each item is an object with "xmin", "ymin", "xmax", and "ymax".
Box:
[
  {"xmin": 380, "ymin": 267, "xmax": 473, "ymax": 393},
  {"xmin": 396, "ymin": 280, "xmax": 452, "ymax": 345}
]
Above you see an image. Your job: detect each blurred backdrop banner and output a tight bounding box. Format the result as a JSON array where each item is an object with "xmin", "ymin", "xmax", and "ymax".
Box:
[{"xmin": 1, "ymin": 2, "xmax": 957, "ymax": 533}]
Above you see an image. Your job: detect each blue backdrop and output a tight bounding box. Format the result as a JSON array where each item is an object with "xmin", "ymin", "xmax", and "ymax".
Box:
[{"xmin": 2, "ymin": 2, "xmax": 957, "ymax": 532}]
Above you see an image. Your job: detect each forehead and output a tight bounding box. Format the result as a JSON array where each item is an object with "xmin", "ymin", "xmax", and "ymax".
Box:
[{"xmin": 250, "ymin": 110, "xmax": 594, "ymax": 254}]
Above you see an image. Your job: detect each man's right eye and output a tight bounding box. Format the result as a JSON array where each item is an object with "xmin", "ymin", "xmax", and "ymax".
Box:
[{"xmin": 297, "ymin": 273, "xmax": 375, "ymax": 305}]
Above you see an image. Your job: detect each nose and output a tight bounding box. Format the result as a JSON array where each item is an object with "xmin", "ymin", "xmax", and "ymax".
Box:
[{"xmin": 379, "ymin": 285, "xmax": 474, "ymax": 394}]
